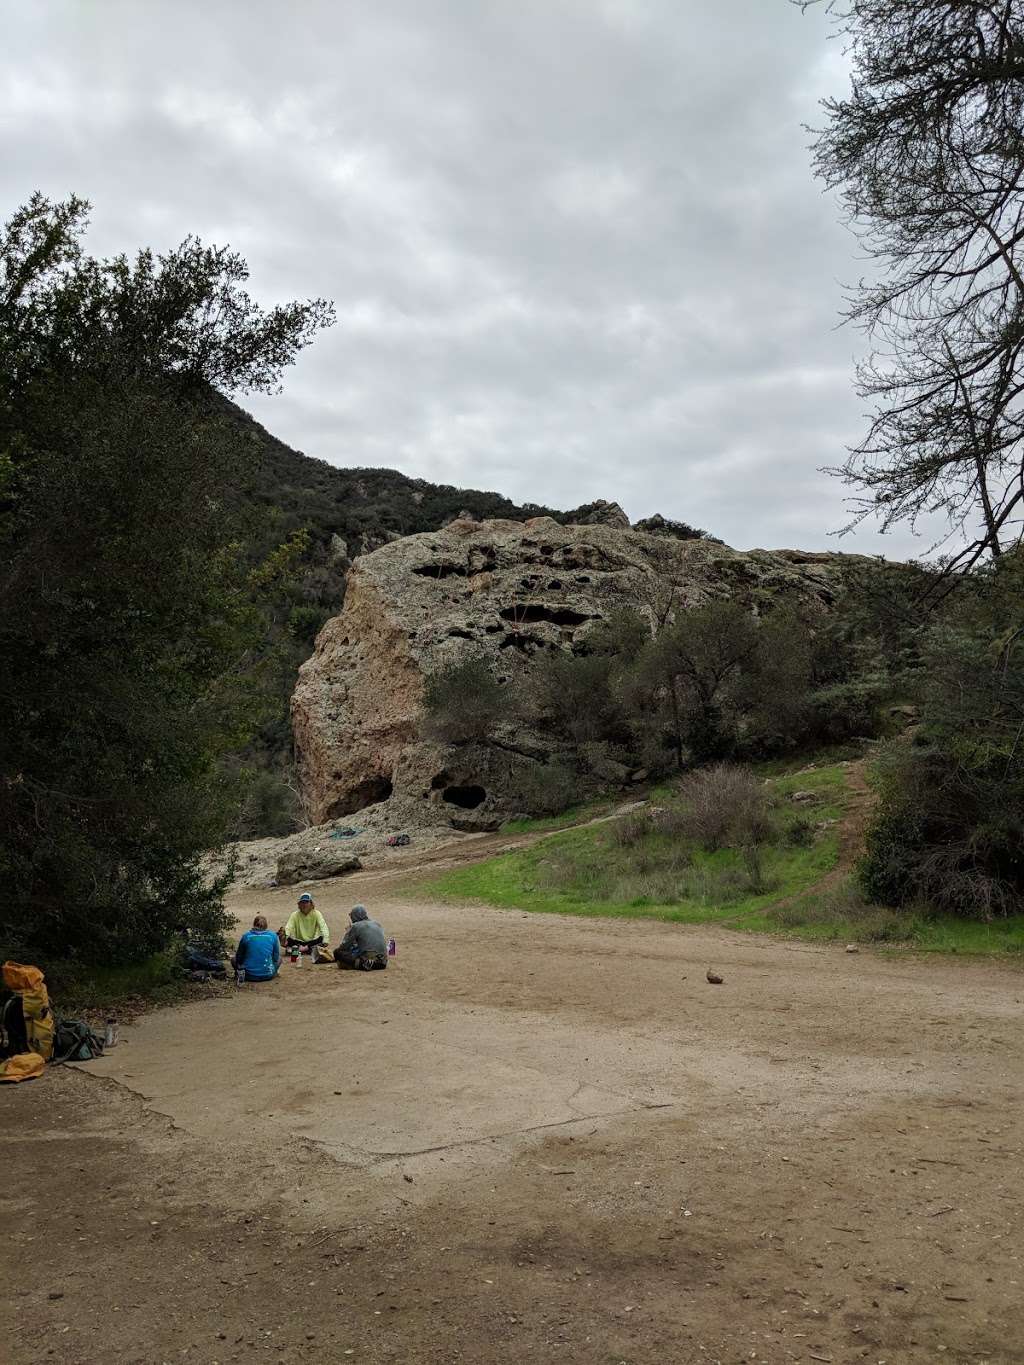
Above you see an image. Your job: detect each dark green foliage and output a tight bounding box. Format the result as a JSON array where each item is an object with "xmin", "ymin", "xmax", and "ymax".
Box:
[
  {"xmin": 232, "ymin": 768, "xmax": 305, "ymax": 840},
  {"xmin": 525, "ymin": 652, "xmax": 627, "ymax": 748},
  {"xmin": 0, "ymin": 193, "xmax": 332, "ymax": 967},
  {"xmin": 225, "ymin": 395, "xmax": 580, "ymax": 602},
  {"xmin": 633, "ymin": 514, "xmax": 709, "ymax": 541},
  {"xmin": 287, "ymin": 603, "xmax": 329, "ymax": 645},
  {"xmin": 635, "ymin": 602, "xmax": 814, "ymax": 765},
  {"xmin": 515, "ymin": 761, "xmax": 579, "ymax": 817},
  {"xmin": 859, "ymin": 554, "xmax": 1024, "ymax": 917},
  {"xmin": 422, "ymin": 654, "xmax": 509, "ymax": 744}
]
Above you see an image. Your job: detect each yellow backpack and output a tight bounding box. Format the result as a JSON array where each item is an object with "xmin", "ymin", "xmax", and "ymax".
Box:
[{"xmin": 1, "ymin": 962, "xmax": 55, "ymax": 1062}]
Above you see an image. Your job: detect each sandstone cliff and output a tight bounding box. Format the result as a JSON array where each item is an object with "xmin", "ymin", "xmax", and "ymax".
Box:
[{"xmin": 291, "ymin": 515, "xmax": 865, "ymax": 831}]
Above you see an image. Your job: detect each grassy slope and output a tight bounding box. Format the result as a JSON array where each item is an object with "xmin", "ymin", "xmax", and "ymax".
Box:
[
  {"xmin": 422, "ymin": 760, "xmax": 1024, "ymax": 957},
  {"xmin": 424, "ymin": 763, "xmax": 846, "ymax": 923}
]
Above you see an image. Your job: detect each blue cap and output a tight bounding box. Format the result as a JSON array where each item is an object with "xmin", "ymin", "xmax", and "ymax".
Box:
[{"xmin": 298, "ymin": 892, "xmax": 314, "ymax": 903}]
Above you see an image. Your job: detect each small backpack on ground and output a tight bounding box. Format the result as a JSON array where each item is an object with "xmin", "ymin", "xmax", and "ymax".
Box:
[
  {"xmin": 386, "ymin": 833, "xmax": 411, "ymax": 847},
  {"xmin": 52, "ymin": 1018, "xmax": 105, "ymax": 1063},
  {"xmin": 182, "ymin": 947, "xmax": 227, "ymax": 978}
]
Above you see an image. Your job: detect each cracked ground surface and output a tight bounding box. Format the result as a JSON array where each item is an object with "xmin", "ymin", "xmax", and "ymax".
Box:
[{"xmin": 3, "ymin": 872, "xmax": 1024, "ymax": 1364}]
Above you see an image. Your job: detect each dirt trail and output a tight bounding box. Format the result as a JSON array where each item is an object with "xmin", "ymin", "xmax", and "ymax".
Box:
[{"xmin": 4, "ymin": 772, "xmax": 1024, "ymax": 1364}]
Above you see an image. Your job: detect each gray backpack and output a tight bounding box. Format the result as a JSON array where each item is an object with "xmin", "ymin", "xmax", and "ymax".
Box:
[{"xmin": 52, "ymin": 1018, "xmax": 105, "ymax": 1062}]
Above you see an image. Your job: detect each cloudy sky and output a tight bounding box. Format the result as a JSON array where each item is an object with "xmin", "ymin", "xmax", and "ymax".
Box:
[{"xmin": 1, "ymin": 1, "xmax": 935, "ymax": 556}]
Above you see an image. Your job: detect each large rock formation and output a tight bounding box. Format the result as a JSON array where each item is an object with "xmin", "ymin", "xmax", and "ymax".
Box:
[{"xmin": 291, "ymin": 515, "xmax": 866, "ymax": 831}]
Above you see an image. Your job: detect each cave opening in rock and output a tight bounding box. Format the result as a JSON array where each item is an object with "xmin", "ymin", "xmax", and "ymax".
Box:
[
  {"xmin": 327, "ymin": 775, "xmax": 393, "ymax": 817},
  {"xmin": 413, "ymin": 561, "xmax": 467, "ymax": 578},
  {"xmin": 442, "ymin": 784, "xmax": 486, "ymax": 809},
  {"xmin": 499, "ymin": 603, "xmax": 596, "ymax": 627}
]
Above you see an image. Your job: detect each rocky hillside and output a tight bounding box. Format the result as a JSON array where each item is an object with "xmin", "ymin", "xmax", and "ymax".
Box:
[
  {"xmin": 225, "ymin": 399, "xmax": 712, "ymax": 836},
  {"xmin": 228, "ymin": 397, "xmax": 709, "ymax": 579},
  {"xmin": 292, "ymin": 514, "xmax": 866, "ymax": 832}
]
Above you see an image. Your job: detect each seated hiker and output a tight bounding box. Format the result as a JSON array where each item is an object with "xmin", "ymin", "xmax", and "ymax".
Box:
[
  {"xmin": 283, "ymin": 892, "xmax": 331, "ymax": 956},
  {"xmin": 230, "ymin": 915, "xmax": 281, "ymax": 982},
  {"xmin": 334, "ymin": 904, "xmax": 388, "ymax": 971}
]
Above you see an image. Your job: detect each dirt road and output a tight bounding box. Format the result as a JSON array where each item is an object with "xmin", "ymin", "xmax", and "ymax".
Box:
[{"xmin": 3, "ymin": 866, "xmax": 1023, "ymax": 1364}]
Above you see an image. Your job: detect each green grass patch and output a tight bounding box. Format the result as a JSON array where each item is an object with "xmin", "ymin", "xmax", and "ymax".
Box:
[
  {"xmin": 750, "ymin": 741, "xmax": 871, "ymax": 779},
  {"xmin": 423, "ymin": 762, "xmax": 850, "ymax": 928},
  {"xmin": 46, "ymin": 950, "xmax": 194, "ymax": 1016},
  {"xmin": 420, "ymin": 755, "xmax": 1024, "ymax": 959},
  {"xmin": 766, "ymin": 877, "xmax": 1024, "ymax": 956},
  {"xmin": 500, "ymin": 795, "xmax": 622, "ymax": 835}
]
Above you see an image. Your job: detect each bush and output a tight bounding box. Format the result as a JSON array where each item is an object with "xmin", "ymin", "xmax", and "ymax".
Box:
[
  {"xmin": 611, "ymin": 811, "xmax": 651, "ymax": 847},
  {"xmin": 517, "ymin": 761, "xmax": 579, "ymax": 817},
  {"xmin": 288, "ymin": 604, "xmax": 328, "ymax": 644},
  {"xmin": 233, "ymin": 769, "xmax": 304, "ymax": 839},
  {"xmin": 674, "ymin": 764, "xmax": 776, "ymax": 852},
  {"xmin": 422, "ymin": 654, "xmax": 508, "ymax": 744},
  {"xmin": 859, "ymin": 740, "xmax": 1024, "ymax": 919},
  {"xmin": 523, "ymin": 651, "xmax": 630, "ymax": 748},
  {"xmin": 785, "ymin": 815, "xmax": 817, "ymax": 848},
  {"xmin": 805, "ymin": 679, "xmax": 888, "ymax": 745}
]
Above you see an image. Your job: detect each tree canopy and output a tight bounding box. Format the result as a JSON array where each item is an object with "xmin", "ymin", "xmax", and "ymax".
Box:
[
  {"xmin": 0, "ymin": 193, "xmax": 333, "ymax": 967},
  {"xmin": 800, "ymin": 0, "xmax": 1024, "ymax": 568}
]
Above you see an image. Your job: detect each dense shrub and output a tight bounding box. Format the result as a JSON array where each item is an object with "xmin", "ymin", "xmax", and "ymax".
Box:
[
  {"xmin": 859, "ymin": 743, "xmax": 1024, "ymax": 918},
  {"xmin": 233, "ymin": 769, "xmax": 305, "ymax": 839},
  {"xmin": 422, "ymin": 655, "xmax": 509, "ymax": 744},
  {"xmin": 858, "ymin": 555, "xmax": 1024, "ymax": 919},
  {"xmin": 516, "ymin": 762, "xmax": 579, "ymax": 816}
]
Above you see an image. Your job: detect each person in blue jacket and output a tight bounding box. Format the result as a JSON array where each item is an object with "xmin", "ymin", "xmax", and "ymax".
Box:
[{"xmin": 231, "ymin": 915, "xmax": 281, "ymax": 981}]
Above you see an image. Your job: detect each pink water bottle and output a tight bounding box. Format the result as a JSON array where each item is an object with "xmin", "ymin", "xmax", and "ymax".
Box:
[{"xmin": 387, "ymin": 937, "xmax": 396, "ymax": 959}]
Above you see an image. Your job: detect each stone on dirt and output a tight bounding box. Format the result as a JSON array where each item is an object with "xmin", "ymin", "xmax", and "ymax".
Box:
[{"xmin": 706, "ymin": 970, "xmax": 724, "ymax": 985}]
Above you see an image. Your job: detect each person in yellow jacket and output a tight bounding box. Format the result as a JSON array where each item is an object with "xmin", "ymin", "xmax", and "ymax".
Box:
[{"xmin": 283, "ymin": 893, "xmax": 330, "ymax": 957}]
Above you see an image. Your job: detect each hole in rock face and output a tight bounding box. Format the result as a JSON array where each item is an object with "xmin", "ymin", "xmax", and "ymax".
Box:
[
  {"xmin": 547, "ymin": 579, "xmax": 563, "ymax": 590},
  {"xmin": 442, "ymin": 784, "xmax": 486, "ymax": 809},
  {"xmin": 326, "ymin": 775, "xmax": 393, "ymax": 817},
  {"xmin": 468, "ymin": 548, "xmax": 497, "ymax": 573},
  {"xmin": 413, "ymin": 561, "xmax": 467, "ymax": 578},
  {"xmin": 430, "ymin": 771, "xmax": 451, "ymax": 790},
  {"xmin": 499, "ymin": 603, "xmax": 596, "ymax": 627},
  {"xmin": 498, "ymin": 632, "xmax": 535, "ymax": 652}
]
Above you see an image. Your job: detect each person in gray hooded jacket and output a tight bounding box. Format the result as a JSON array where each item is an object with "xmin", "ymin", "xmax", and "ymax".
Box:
[{"xmin": 334, "ymin": 905, "xmax": 388, "ymax": 970}]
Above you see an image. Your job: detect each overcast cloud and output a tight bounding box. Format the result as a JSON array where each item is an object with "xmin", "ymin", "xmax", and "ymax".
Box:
[{"xmin": 1, "ymin": 0, "xmax": 937, "ymax": 557}]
